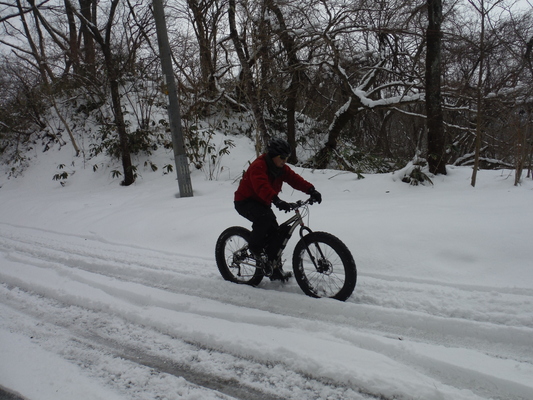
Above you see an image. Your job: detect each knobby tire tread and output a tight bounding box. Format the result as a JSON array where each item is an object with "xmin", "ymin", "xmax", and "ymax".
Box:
[{"xmin": 292, "ymin": 231, "xmax": 357, "ymax": 301}]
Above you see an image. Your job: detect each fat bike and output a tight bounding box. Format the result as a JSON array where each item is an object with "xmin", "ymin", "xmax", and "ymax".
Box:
[{"xmin": 215, "ymin": 199, "xmax": 357, "ymax": 301}]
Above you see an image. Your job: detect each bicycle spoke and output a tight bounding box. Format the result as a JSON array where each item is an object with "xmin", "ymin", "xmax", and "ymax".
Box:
[
  {"xmin": 216, "ymin": 227, "xmax": 264, "ymax": 286},
  {"xmin": 294, "ymin": 232, "xmax": 356, "ymax": 300}
]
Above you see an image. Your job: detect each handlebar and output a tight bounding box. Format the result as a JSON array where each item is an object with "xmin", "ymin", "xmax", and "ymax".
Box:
[{"xmin": 291, "ymin": 197, "xmax": 316, "ymax": 210}]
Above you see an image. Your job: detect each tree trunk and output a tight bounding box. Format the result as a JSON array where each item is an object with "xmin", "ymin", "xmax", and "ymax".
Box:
[
  {"xmin": 286, "ymin": 85, "xmax": 298, "ymax": 163},
  {"xmin": 108, "ymin": 67, "xmax": 135, "ymax": 186},
  {"xmin": 313, "ymin": 97, "xmax": 358, "ymax": 169},
  {"xmin": 266, "ymin": 0, "xmax": 300, "ymax": 164},
  {"xmin": 426, "ymin": 0, "xmax": 447, "ymax": 175},
  {"xmin": 65, "ymin": 0, "xmax": 79, "ymax": 74},
  {"xmin": 187, "ymin": 0, "xmax": 217, "ymax": 99},
  {"xmin": 228, "ymin": 0, "xmax": 269, "ymax": 152},
  {"xmin": 68, "ymin": 0, "xmax": 134, "ymax": 185},
  {"xmin": 515, "ymin": 109, "xmax": 530, "ymax": 185},
  {"xmin": 470, "ymin": 0, "xmax": 488, "ymax": 187},
  {"xmin": 79, "ymin": 0, "xmax": 96, "ymax": 77}
]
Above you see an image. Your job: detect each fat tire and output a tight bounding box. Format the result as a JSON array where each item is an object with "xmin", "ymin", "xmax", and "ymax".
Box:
[
  {"xmin": 215, "ymin": 226, "xmax": 264, "ymax": 286},
  {"xmin": 292, "ymin": 231, "xmax": 356, "ymax": 301}
]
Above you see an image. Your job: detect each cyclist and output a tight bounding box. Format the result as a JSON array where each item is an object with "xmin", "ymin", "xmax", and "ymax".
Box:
[{"xmin": 234, "ymin": 138, "xmax": 322, "ymax": 281}]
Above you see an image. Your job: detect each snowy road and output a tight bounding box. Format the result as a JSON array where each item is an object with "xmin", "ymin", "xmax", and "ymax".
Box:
[{"xmin": 1, "ymin": 223, "xmax": 532, "ymax": 400}]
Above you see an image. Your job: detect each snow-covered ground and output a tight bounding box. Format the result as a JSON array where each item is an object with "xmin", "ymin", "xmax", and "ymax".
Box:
[{"xmin": 1, "ymin": 135, "xmax": 532, "ymax": 400}]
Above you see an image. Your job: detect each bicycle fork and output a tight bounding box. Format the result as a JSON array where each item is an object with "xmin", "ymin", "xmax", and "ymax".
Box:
[
  {"xmin": 290, "ymin": 209, "xmax": 329, "ymax": 273},
  {"xmin": 299, "ymin": 225, "xmax": 331, "ymax": 274}
]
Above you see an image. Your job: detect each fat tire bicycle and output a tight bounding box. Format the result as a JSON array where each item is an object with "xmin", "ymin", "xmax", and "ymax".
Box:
[{"xmin": 215, "ymin": 198, "xmax": 357, "ymax": 301}]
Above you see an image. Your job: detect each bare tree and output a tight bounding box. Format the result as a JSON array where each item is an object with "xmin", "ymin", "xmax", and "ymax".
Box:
[
  {"xmin": 4, "ymin": 0, "xmax": 81, "ymax": 155},
  {"xmin": 228, "ymin": 0, "xmax": 269, "ymax": 152},
  {"xmin": 66, "ymin": 0, "xmax": 137, "ymax": 185},
  {"xmin": 78, "ymin": 0, "xmax": 96, "ymax": 77},
  {"xmin": 426, "ymin": 0, "xmax": 447, "ymax": 175},
  {"xmin": 264, "ymin": 0, "xmax": 304, "ymax": 164},
  {"xmin": 2, "ymin": 0, "xmax": 532, "ymax": 182},
  {"xmin": 467, "ymin": 0, "xmax": 504, "ymax": 186},
  {"xmin": 186, "ymin": 0, "xmax": 223, "ymax": 102},
  {"xmin": 301, "ymin": 1, "xmax": 425, "ymax": 169}
]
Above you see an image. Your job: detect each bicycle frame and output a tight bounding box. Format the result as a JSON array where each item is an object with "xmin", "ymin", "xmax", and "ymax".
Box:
[{"xmin": 273, "ymin": 199, "xmax": 321, "ymax": 267}]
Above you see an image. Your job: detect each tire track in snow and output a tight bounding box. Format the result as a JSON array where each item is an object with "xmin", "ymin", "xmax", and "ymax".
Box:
[
  {"xmin": 0, "ymin": 284, "xmax": 370, "ymax": 400},
  {"xmin": 361, "ymin": 273, "xmax": 533, "ymax": 328},
  {"xmin": 1, "ymin": 224, "xmax": 533, "ymax": 399},
  {"xmin": 2, "ymin": 223, "xmax": 532, "ymax": 329},
  {"xmin": 1, "ymin": 223, "xmax": 531, "ymax": 360}
]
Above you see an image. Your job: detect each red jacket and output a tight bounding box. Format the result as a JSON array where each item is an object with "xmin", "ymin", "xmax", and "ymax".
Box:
[{"xmin": 235, "ymin": 154, "xmax": 313, "ymax": 206}]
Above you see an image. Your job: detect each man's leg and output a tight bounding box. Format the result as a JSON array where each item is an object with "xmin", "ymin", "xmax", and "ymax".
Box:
[
  {"xmin": 234, "ymin": 201, "xmax": 278, "ymax": 255},
  {"xmin": 235, "ymin": 200, "xmax": 292, "ymax": 282}
]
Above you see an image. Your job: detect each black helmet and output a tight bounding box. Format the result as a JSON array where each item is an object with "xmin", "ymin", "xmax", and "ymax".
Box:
[{"xmin": 267, "ymin": 138, "xmax": 291, "ymax": 158}]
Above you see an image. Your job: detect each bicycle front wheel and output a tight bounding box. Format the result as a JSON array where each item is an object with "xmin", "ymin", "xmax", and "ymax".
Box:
[
  {"xmin": 215, "ymin": 226, "xmax": 264, "ymax": 286},
  {"xmin": 293, "ymin": 231, "xmax": 356, "ymax": 301}
]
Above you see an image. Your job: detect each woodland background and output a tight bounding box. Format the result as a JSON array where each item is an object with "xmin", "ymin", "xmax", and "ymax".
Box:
[{"xmin": 1, "ymin": 0, "xmax": 532, "ymax": 186}]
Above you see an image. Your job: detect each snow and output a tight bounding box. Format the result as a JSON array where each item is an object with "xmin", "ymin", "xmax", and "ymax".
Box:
[{"xmin": 1, "ymin": 135, "xmax": 532, "ymax": 400}]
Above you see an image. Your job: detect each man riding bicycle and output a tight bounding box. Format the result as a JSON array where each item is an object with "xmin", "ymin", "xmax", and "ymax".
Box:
[{"xmin": 234, "ymin": 138, "xmax": 322, "ymax": 281}]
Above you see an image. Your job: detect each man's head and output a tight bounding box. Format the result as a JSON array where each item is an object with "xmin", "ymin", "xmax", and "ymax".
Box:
[
  {"xmin": 267, "ymin": 138, "xmax": 291, "ymax": 167},
  {"xmin": 267, "ymin": 138, "xmax": 291, "ymax": 160}
]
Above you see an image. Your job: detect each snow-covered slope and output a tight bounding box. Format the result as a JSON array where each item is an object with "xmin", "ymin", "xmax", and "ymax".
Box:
[{"xmin": 1, "ymin": 136, "xmax": 532, "ymax": 400}]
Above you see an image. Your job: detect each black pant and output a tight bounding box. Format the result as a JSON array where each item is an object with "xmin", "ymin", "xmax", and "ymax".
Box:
[{"xmin": 234, "ymin": 200, "xmax": 279, "ymax": 257}]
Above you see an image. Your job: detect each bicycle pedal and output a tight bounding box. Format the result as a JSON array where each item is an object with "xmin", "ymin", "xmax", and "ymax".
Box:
[
  {"xmin": 269, "ymin": 268, "xmax": 292, "ymax": 282},
  {"xmin": 262, "ymin": 263, "xmax": 273, "ymax": 277}
]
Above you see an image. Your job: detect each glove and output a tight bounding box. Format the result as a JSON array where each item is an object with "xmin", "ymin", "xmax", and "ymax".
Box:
[
  {"xmin": 273, "ymin": 196, "xmax": 297, "ymax": 212},
  {"xmin": 308, "ymin": 187, "xmax": 322, "ymax": 204}
]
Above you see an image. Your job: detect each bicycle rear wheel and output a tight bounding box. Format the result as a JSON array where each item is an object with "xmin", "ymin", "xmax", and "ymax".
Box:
[
  {"xmin": 292, "ymin": 231, "xmax": 356, "ymax": 301},
  {"xmin": 215, "ymin": 226, "xmax": 264, "ymax": 286}
]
